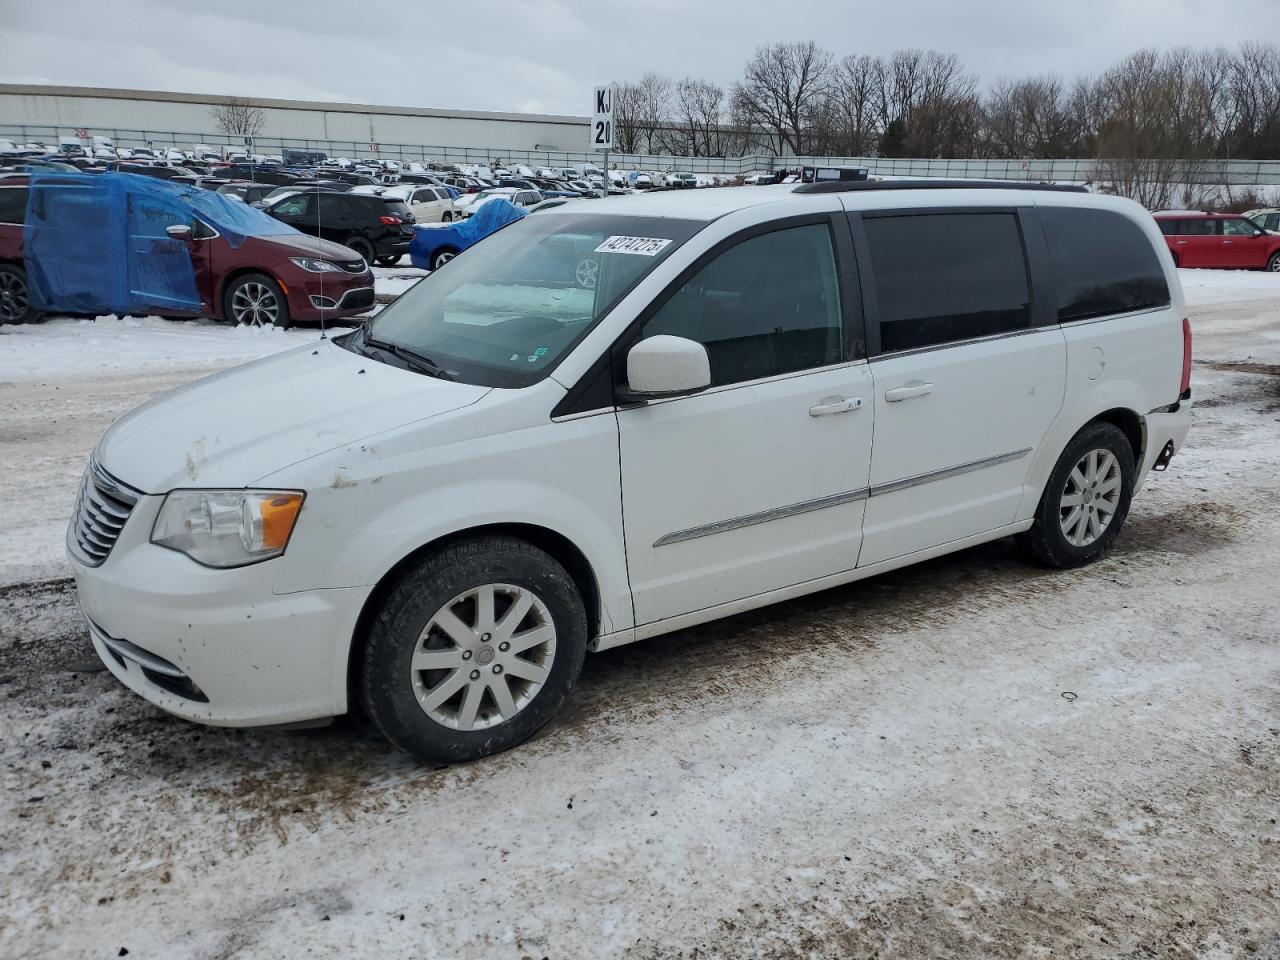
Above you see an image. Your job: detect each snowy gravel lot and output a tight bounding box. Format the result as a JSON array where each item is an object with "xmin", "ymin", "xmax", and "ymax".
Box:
[{"xmin": 1, "ymin": 270, "xmax": 1279, "ymax": 958}]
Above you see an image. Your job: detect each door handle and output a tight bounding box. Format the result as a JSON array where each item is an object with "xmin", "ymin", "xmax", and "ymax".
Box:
[
  {"xmin": 884, "ymin": 381, "xmax": 934, "ymax": 402},
  {"xmin": 1175, "ymin": 240, "xmax": 1188, "ymax": 245},
  {"xmin": 809, "ymin": 396, "xmax": 863, "ymax": 417},
  {"xmin": 1223, "ymin": 240, "xmax": 1234, "ymax": 245}
]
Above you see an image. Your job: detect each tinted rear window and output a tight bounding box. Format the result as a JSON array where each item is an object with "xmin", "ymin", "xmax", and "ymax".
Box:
[
  {"xmin": 0, "ymin": 186, "xmax": 27, "ymax": 224},
  {"xmin": 1040, "ymin": 207, "xmax": 1170, "ymax": 323},
  {"xmin": 864, "ymin": 212, "xmax": 1032, "ymax": 354}
]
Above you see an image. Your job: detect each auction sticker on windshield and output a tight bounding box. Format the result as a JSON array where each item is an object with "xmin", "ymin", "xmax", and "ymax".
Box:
[{"xmin": 594, "ymin": 236, "xmax": 673, "ymax": 256}]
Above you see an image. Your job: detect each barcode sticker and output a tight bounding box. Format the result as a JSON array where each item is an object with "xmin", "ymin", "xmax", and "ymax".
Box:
[{"xmin": 594, "ymin": 236, "xmax": 673, "ymax": 256}]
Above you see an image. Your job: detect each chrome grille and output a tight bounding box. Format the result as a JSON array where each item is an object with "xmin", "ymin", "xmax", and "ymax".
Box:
[{"xmin": 70, "ymin": 459, "xmax": 141, "ymax": 566}]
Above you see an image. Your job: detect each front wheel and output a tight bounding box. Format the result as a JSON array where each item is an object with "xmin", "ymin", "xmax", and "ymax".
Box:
[
  {"xmin": 375, "ymin": 254, "xmax": 401, "ymax": 267},
  {"xmin": 358, "ymin": 536, "xmax": 588, "ymax": 762},
  {"xmin": 1019, "ymin": 421, "xmax": 1136, "ymax": 568},
  {"xmin": 430, "ymin": 249, "xmax": 457, "ymax": 271},
  {"xmin": 442, "ymin": 211, "xmax": 453, "ymax": 222},
  {"xmin": 223, "ymin": 273, "xmax": 290, "ymax": 329},
  {"xmin": 1267, "ymin": 251, "xmax": 1280, "ymax": 273}
]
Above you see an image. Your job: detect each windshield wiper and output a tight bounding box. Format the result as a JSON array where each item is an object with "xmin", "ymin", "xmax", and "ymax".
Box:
[{"xmin": 362, "ymin": 333, "xmax": 453, "ymax": 380}]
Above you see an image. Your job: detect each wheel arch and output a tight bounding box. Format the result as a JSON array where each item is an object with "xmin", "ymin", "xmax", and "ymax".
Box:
[
  {"xmin": 346, "ymin": 522, "xmax": 603, "ymax": 706},
  {"xmin": 1090, "ymin": 406, "xmax": 1144, "ymax": 464}
]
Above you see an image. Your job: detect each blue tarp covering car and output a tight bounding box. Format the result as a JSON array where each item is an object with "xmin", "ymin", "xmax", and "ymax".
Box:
[
  {"xmin": 23, "ymin": 171, "xmax": 300, "ymax": 315},
  {"xmin": 409, "ymin": 197, "xmax": 526, "ymax": 271}
]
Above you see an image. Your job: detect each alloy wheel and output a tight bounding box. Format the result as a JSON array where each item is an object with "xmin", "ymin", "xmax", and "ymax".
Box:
[
  {"xmin": 1059, "ymin": 449, "xmax": 1122, "ymax": 547},
  {"xmin": 411, "ymin": 583, "xmax": 557, "ymax": 732},
  {"xmin": 0, "ymin": 271, "xmax": 28, "ymax": 323},
  {"xmin": 230, "ymin": 282, "xmax": 279, "ymax": 327}
]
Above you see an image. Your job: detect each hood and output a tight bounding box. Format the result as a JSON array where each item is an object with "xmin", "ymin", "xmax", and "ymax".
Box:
[
  {"xmin": 98, "ymin": 340, "xmax": 489, "ymax": 493},
  {"xmin": 255, "ymin": 231, "xmax": 366, "ymax": 262}
]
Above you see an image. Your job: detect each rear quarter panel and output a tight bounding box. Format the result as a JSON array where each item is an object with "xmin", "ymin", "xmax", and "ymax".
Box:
[{"xmin": 1017, "ymin": 195, "xmax": 1186, "ymax": 518}]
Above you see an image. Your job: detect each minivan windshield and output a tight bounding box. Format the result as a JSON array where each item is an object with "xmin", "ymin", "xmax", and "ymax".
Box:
[{"xmin": 358, "ymin": 213, "xmax": 702, "ymax": 387}]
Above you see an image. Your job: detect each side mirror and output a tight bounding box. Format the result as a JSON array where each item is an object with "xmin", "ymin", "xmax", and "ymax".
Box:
[
  {"xmin": 618, "ymin": 335, "xmax": 711, "ymax": 403},
  {"xmin": 1253, "ymin": 228, "xmax": 1266, "ymax": 237},
  {"xmin": 165, "ymin": 224, "xmax": 192, "ymax": 240}
]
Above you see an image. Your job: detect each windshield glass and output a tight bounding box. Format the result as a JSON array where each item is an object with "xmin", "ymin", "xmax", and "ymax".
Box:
[{"xmin": 364, "ymin": 212, "xmax": 702, "ymax": 387}]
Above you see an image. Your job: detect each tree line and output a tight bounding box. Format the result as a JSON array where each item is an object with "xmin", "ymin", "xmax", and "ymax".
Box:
[{"xmin": 612, "ymin": 42, "xmax": 1280, "ymax": 166}]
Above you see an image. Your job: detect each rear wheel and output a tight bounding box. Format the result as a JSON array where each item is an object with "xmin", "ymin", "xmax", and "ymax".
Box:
[
  {"xmin": 223, "ymin": 273, "xmax": 290, "ymax": 329},
  {"xmin": 1020, "ymin": 421, "xmax": 1135, "ymax": 568},
  {"xmin": 0, "ymin": 264, "xmax": 43, "ymax": 324},
  {"xmin": 358, "ymin": 536, "xmax": 588, "ymax": 762},
  {"xmin": 1267, "ymin": 251, "xmax": 1280, "ymax": 273},
  {"xmin": 375, "ymin": 254, "xmax": 401, "ymax": 267},
  {"xmin": 345, "ymin": 236, "xmax": 375, "ymax": 263},
  {"xmin": 431, "ymin": 249, "xmax": 457, "ymax": 271}
]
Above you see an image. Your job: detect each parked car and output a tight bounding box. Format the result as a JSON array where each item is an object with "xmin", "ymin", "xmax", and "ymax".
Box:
[
  {"xmin": 17, "ymin": 172, "xmax": 373, "ymax": 327},
  {"xmin": 1243, "ymin": 207, "xmax": 1280, "ymax": 233},
  {"xmin": 0, "ymin": 175, "xmax": 43, "ymax": 324},
  {"xmin": 1154, "ymin": 212, "xmax": 1280, "ymax": 271},
  {"xmin": 354, "ymin": 184, "xmax": 457, "ymax": 224},
  {"xmin": 216, "ymin": 182, "xmax": 278, "ymax": 205},
  {"xmin": 215, "ymin": 165, "xmax": 304, "ymax": 186},
  {"xmin": 529, "ymin": 178, "xmax": 581, "ymax": 198},
  {"xmin": 663, "ymin": 172, "xmax": 698, "ymax": 189},
  {"xmin": 456, "ymin": 187, "xmax": 542, "ymax": 216},
  {"xmin": 262, "ymin": 189, "xmax": 415, "ymax": 265},
  {"xmin": 67, "ymin": 182, "xmax": 1191, "ymax": 763},
  {"xmin": 527, "ymin": 197, "xmax": 579, "ymax": 213},
  {"xmin": 408, "ymin": 196, "xmax": 526, "ymax": 270}
]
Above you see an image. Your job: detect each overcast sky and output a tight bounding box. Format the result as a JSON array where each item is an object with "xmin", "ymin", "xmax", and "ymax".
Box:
[{"xmin": 4, "ymin": 0, "xmax": 1278, "ymax": 116}]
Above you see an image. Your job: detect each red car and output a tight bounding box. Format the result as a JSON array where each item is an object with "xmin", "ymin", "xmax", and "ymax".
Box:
[
  {"xmin": 1, "ymin": 174, "xmax": 375, "ymax": 327},
  {"xmin": 0, "ymin": 175, "xmax": 40, "ymax": 324},
  {"xmin": 1154, "ymin": 212, "xmax": 1280, "ymax": 272}
]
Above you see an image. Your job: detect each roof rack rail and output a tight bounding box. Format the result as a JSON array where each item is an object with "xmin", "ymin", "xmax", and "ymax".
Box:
[{"xmin": 792, "ymin": 179, "xmax": 1087, "ymax": 195}]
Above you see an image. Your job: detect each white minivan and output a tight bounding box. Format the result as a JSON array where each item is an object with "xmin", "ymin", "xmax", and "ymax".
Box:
[{"xmin": 69, "ymin": 182, "xmax": 1192, "ymax": 761}]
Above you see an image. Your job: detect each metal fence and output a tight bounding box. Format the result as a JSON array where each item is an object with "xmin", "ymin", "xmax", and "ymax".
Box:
[{"xmin": 5, "ymin": 122, "xmax": 1280, "ymax": 185}]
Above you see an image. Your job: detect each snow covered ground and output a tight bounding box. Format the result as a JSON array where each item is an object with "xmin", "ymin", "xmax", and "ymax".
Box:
[{"xmin": 2, "ymin": 269, "xmax": 1279, "ymax": 957}]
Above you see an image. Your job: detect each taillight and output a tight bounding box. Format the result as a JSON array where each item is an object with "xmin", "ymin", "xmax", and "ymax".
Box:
[
  {"xmin": 1180, "ymin": 317, "xmax": 1192, "ymax": 396},
  {"xmin": 378, "ymin": 215, "xmax": 402, "ymax": 225}
]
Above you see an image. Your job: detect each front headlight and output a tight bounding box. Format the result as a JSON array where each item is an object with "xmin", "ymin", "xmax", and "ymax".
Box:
[
  {"xmin": 288, "ymin": 256, "xmax": 344, "ymax": 273},
  {"xmin": 151, "ymin": 490, "xmax": 304, "ymax": 568}
]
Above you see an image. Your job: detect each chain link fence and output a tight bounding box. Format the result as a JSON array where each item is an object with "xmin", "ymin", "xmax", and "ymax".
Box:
[{"xmin": 5, "ymin": 123, "xmax": 1280, "ymax": 185}]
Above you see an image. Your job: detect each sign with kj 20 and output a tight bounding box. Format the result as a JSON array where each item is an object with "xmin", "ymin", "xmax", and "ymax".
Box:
[{"xmin": 591, "ymin": 86, "xmax": 614, "ymax": 151}]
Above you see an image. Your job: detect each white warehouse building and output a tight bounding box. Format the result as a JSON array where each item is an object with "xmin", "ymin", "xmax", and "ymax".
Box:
[{"xmin": 0, "ymin": 83, "xmax": 594, "ymax": 160}]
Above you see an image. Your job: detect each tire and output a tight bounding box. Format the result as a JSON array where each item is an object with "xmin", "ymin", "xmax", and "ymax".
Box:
[
  {"xmin": 375, "ymin": 254, "xmax": 401, "ymax": 267},
  {"xmin": 431, "ymin": 248, "xmax": 458, "ymax": 271},
  {"xmin": 358, "ymin": 536, "xmax": 588, "ymax": 762},
  {"xmin": 1268, "ymin": 251, "xmax": 1280, "ymax": 273},
  {"xmin": 1019, "ymin": 421, "xmax": 1136, "ymax": 569},
  {"xmin": 345, "ymin": 236, "xmax": 375, "ymax": 263},
  {"xmin": 442, "ymin": 212, "xmax": 453, "ymax": 222},
  {"xmin": 0, "ymin": 263, "xmax": 43, "ymax": 325},
  {"xmin": 222, "ymin": 273, "xmax": 290, "ymax": 329}
]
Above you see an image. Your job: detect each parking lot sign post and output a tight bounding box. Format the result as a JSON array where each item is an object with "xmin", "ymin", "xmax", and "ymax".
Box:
[{"xmin": 592, "ymin": 85, "xmax": 613, "ymax": 194}]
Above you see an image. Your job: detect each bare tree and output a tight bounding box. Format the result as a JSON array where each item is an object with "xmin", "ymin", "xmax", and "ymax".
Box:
[
  {"xmin": 873, "ymin": 50, "xmax": 979, "ymax": 157},
  {"xmin": 828, "ymin": 54, "xmax": 881, "ymax": 155},
  {"xmin": 984, "ymin": 75, "xmax": 1083, "ymax": 158},
  {"xmin": 664, "ymin": 78, "xmax": 728, "ymax": 157},
  {"xmin": 210, "ymin": 97, "xmax": 266, "ymax": 138},
  {"xmin": 732, "ymin": 42, "xmax": 832, "ymax": 155}
]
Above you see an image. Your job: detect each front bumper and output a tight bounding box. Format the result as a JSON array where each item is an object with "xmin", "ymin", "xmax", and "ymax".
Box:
[
  {"xmin": 69, "ymin": 493, "xmax": 368, "ymax": 727},
  {"xmin": 287, "ymin": 271, "xmax": 375, "ymax": 321}
]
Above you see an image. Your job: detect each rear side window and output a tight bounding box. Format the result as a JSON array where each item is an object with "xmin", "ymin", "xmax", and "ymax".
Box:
[
  {"xmin": 0, "ymin": 187, "xmax": 27, "ymax": 224},
  {"xmin": 864, "ymin": 212, "xmax": 1031, "ymax": 354},
  {"xmin": 1040, "ymin": 207, "xmax": 1170, "ymax": 323},
  {"xmin": 1180, "ymin": 218, "xmax": 1216, "ymax": 236}
]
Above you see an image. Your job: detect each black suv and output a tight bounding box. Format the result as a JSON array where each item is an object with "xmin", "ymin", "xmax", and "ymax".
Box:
[{"xmin": 262, "ymin": 190, "xmax": 415, "ymax": 265}]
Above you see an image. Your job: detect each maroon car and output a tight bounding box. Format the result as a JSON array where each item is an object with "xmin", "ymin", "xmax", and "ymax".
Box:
[
  {"xmin": 0, "ymin": 175, "xmax": 38, "ymax": 324},
  {"xmin": 1, "ymin": 174, "xmax": 375, "ymax": 328}
]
